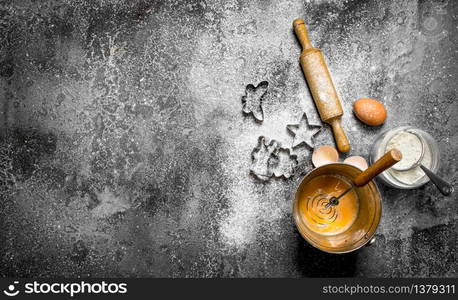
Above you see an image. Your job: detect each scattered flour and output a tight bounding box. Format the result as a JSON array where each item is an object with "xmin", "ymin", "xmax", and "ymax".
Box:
[
  {"xmin": 187, "ymin": 2, "xmax": 307, "ymax": 250},
  {"xmin": 219, "ymin": 186, "xmax": 260, "ymax": 248}
]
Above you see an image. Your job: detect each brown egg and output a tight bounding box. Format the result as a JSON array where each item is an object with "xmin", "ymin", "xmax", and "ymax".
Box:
[
  {"xmin": 312, "ymin": 145, "xmax": 339, "ymax": 168},
  {"xmin": 353, "ymin": 98, "xmax": 387, "ymax": 126}
]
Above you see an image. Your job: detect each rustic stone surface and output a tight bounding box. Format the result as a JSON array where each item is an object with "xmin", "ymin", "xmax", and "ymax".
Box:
[{"xmin": 0, "ymin": 0, "xmax": 456, "ymax": 277}]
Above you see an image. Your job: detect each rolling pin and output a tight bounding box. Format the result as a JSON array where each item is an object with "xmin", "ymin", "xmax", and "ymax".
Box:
[{"xmin": 293, "ymin": 18, "xmax": 350, "ymax": 153}]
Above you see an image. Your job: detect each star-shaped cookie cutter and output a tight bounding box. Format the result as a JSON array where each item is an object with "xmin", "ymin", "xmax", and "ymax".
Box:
[{"xmin": 287, "ymin": 113, "xmax": 322, "ymax": 148}]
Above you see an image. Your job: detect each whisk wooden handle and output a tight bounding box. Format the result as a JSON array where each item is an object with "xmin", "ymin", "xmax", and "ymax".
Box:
[{"xmin": 354, "ymin": 149, "xmax": 402, "ymax": 187}]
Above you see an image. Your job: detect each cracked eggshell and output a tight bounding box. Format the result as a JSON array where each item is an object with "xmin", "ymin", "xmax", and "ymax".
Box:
[
  {"xmin": 344, "ymin": 156, "xmax": 368, "ymax": 170},
  {"xmin": 353, "ymin": 98, "xmax": 387, "ymax": 126},
  {"xmin": 312, "ymin": 145, "xmax": 339, "ymax": 168}
]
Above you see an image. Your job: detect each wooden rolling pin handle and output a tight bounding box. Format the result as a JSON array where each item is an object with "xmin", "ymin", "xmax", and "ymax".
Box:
[
  {"xmin": 329, "ymin": 118, "xmax": 351, "ymax": 153},
  {"xmin": 293, "ymin": 18, "xmax": 313, "ymax": 50},
  {"xmin": 354, "ymin": 149, "xmax": 403, "ymax": 187}
]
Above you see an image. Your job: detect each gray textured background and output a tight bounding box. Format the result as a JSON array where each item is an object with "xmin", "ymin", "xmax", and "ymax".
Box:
[{"xmin": 0, "ymin": 0, "xmax": 456, "ymax": 277}]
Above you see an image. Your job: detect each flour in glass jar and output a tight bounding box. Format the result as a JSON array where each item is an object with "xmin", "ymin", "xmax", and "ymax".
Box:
[{"xmin": 385, "ymin": 131, "xmax": 432, "ymax": 185}]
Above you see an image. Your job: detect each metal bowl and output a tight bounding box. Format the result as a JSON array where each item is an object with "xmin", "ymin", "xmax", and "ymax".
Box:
[{"xmin": 293, "ymin": 163, "xmax": 382, "ymax": 253}]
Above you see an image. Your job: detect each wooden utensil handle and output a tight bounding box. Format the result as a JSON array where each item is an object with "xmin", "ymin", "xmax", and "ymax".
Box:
[
  {"xmin": 329, "ymin": 118, "xmax": 351, "ymax": 153},
  {"xmin": 293, "ymin": 19, "xmax": 313, "ymax": 50},
  {"xmin": 354, "ymin": 149, "xmax": 402, "ymax": 187}
]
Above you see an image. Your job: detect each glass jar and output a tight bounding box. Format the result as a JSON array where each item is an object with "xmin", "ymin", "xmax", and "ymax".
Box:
[{"xmin": 370, "ymin": 126, "xmax": 440, "ymax": 189}]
